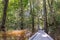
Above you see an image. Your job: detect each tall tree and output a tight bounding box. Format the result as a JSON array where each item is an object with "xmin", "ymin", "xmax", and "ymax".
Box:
[
  {"xmin": 30, "ymin": 0, "xmax": 35, "ymax": 33},
  {"xmin": 43, "ymin": 0, "xmax": 48, "ymax": 33},
  {"xmin": 1, "ymin": 0, "xmax": 9, "ymax": 31},
  {"xmin": 1, "ymin": 0, "xmax": 9, "ymax": 40},
  {"xmin": 20, "ymin": 0, "xmax": 24, "ymax": 29}
]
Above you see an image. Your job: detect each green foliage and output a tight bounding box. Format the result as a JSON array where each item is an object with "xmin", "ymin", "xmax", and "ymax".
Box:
[
  {"xmin": 0, "ymin": 0, "xmax": 60, "ymax": 31},
  {"xmin": 55, "ymin": 1, "xmax": 60, "ymax": 10},
  {"xmin": 23, "ymin": 0, "xmax": 28, "ymax": 7}
]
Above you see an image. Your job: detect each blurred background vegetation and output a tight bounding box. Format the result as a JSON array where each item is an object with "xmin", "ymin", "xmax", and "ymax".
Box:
[{"xmin": 0, "ymin": 0, "xmax": 60, "ymax": 40}]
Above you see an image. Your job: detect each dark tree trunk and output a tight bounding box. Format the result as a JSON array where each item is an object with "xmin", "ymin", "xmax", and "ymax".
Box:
[
  {"xmin": 31, "ymin": 13, "xmax": 35, "ymax": 33},
  {"xmin": 1, "ymin": 0, "xmax": 9, "ymax": 40},
  {"xmin": 20, "ymin": 0, "xmax": 24, "ymax": 29},
  {"xmin": 43, "ymin": 0, "xmax": 48, "ymax": 33},
  {"xmin": 30, "ymin": 0, "xmax": 35, "ymax": 33}
]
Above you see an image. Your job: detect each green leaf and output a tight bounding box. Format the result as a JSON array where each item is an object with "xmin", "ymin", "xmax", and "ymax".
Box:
[{"xmin": 23, "ymin": 0, "xmax": 28, "ymax": 7}]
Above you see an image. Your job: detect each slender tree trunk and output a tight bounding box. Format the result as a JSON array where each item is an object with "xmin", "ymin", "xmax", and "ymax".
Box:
[
  {"xmin": 43, "ymin": 0, "xmax": 48, "ymax": 33},
  {"xmin": 1, "ymin": 0, "xmax": 9, "ymax": 40},
  {"xmin": 20, "ymin": 0, "xmax": 24, "ymax": 29},
  {"xmin": 31, "ymin": 13, "xmax": 35, "ymax": 33},
  {"xmin": 38, "ymin": 16, "xmax": 40, "ymax": 30},
  {"xmin": 30, "ymin": 0, "xmax": 35, "ymax": 33}
]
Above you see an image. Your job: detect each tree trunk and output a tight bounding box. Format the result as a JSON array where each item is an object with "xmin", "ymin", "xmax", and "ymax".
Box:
[
  {"xmin": 31, "ymin": 13, "xmax": 35, "ymax": 33},
  {"xmin": 43, "ymin": 0, "xmax": 48, "ymax": 33},
  {"xmin": 20, "ymin": 0, "xmax": 24, "ymax": 29},
  {"xmin": 1, "ymin": 0, "xmax": 9, "ymax": 40},
  {"xmin": 30, "ymin": 0, "xmax": 35, "ymax": 33}
]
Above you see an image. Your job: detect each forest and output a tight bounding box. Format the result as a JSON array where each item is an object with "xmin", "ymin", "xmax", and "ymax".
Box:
[{"xmin": 0, "ymin": 0, "xmax": 60, "ymax": 40}]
